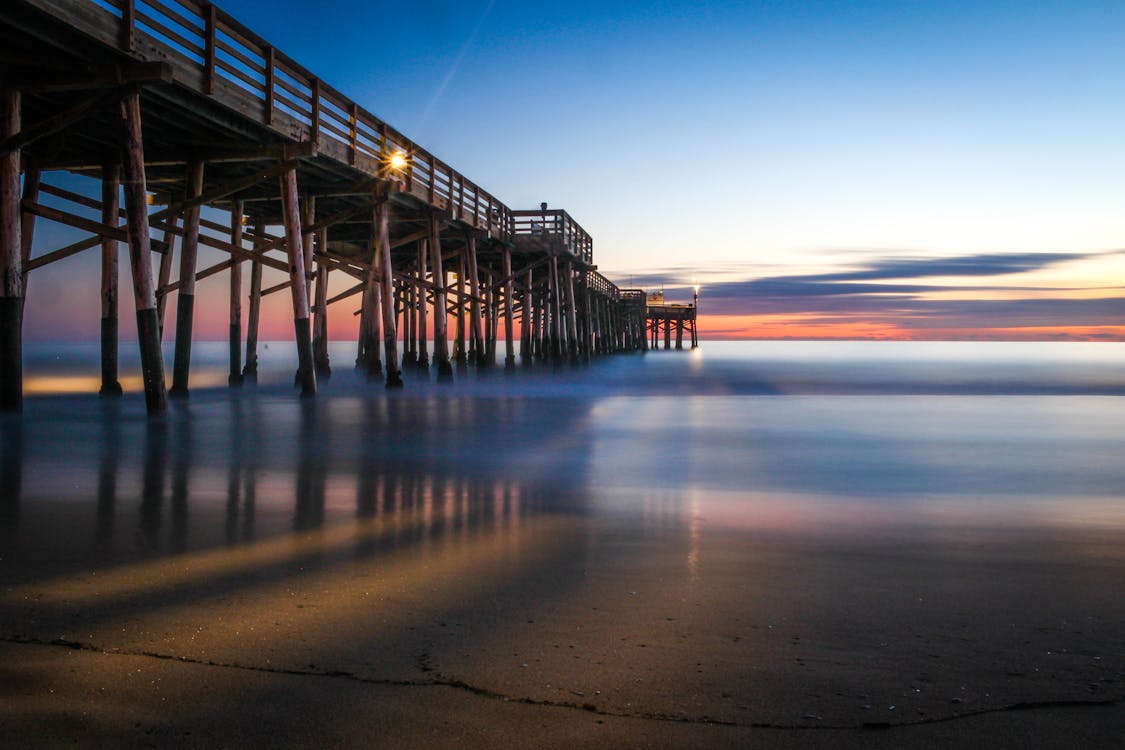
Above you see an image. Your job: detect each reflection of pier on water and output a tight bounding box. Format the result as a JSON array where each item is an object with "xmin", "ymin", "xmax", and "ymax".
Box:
[{"xmin": 0, "ymin": 392, "xmax": 598, "ymax": 586}]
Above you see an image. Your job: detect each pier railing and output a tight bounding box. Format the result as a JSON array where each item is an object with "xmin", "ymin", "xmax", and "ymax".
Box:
[
  {"xmin": 511, "ymin": 209, "xmax": 593, "ymax": 263},
  {"xmin": 80, "ymin": 0, "xmax": 512, "ymax": 237}
]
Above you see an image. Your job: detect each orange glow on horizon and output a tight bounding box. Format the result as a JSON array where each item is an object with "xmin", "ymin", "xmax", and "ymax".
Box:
[{"xmin": 697, "ymin": 314, "xmax": 1125, "ymax": 342}]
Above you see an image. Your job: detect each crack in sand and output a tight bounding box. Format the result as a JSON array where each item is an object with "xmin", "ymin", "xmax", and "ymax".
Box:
[{"xmin": 3, "ymin": 634, "xmax": 1119, "ymax": 732}]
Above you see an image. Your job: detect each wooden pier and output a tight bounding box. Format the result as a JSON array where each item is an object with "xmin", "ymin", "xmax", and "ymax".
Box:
[
  {"xmin": 645, "ymin": 291, "xmax": 698, "ymax": 350},
  {"xmin": 0, "ymin": 0, "xmax": 655, "ymax": 413}
]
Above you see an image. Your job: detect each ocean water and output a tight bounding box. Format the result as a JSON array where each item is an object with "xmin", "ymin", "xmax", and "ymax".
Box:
[
  {"xmin": 4, "ymin": 340, "xmax": 1125, "ymax": 729},
  {"xmin": 4, "ymin": 339, "xmax": 1124, "ymax": 559}
]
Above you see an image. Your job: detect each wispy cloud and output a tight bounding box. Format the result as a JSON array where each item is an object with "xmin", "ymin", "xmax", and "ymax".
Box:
[{"xmin": 615, "ymin": 249, "xmax": 1125, "ymax": 339}]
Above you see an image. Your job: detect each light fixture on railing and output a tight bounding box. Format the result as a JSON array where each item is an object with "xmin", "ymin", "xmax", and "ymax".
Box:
[{"xmin": 388, "ymin": 150, "xmax": 408, "ymax": 172}]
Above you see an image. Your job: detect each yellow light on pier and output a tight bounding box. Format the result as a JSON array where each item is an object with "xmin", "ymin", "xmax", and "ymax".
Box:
[{"xmin": 389, "ymin": 150, "xmax": 408, "ymax": 171}]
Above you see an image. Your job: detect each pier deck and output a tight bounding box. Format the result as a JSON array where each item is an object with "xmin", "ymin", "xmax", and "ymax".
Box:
[{"xmin": 0, "ymin": 0, "xmax": 649, "ymax": 412}]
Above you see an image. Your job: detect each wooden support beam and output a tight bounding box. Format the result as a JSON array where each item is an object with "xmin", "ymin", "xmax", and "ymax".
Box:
[
  {"xmin": 0, "ymin": 88, "xmax": 21, "ymax": 411},
  {"xmin": 21, "ymin": 200, "xmax": 129, "ymax": 244},
  {"xmin": 0, "ymin": 91, "xmax": 113, "ymax": 158},
  {"xmin": 13, "ymin": 61, "xmax": 173, "ymax": 93},
  {"xmin": 100, "ymin": 163, "xmax": 122, "ymax": 396},
  {"xmin": 118, "ymin": 87, "xmax": 166, "ymax": 414},
  {"xmin": 170, "ymin": 160, "xmax": 205, "ymax": 399},
  {"xmin": 155, "ymin": 215, "xmax": 178, "ymax": 337},
  {"xmin": 146, "ymin": 156, "xmax": 305, "ymax": 228},
  {"xmin": 279, "ymin": 165, "xmax": 315, "ymax": 395},
  {"xmin": 326, "ymin": 282, "xmax": 364, "ymax": 306}
]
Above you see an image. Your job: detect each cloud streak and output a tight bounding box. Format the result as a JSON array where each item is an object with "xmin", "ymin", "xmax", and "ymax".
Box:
[{"xmin": 623, "ymin": 249, "xmax": 1125, "ymax": 339}]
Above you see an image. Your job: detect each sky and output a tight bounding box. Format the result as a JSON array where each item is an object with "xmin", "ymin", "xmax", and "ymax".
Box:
[{"xmin": 24, "ymin": 0, "xmax": 1125, "ymax": 340}]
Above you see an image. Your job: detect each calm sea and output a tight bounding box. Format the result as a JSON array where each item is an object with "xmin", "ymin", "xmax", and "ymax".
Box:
[{"xmin": 4, "ymin": 340, "xmax": 1125, "ymax": 561}]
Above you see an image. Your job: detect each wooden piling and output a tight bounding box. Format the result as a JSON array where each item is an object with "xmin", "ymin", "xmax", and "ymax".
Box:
[
  {"xmin": 521, "ymin": 268, "xmax": 533, "ymax": 365},
  {"xmin": 0, "ymin": 88, "xmax": 21, "ymax": 411},
  {"xmin": 465, "ymin": 233, "xmax": 485, "ymax": 365},
  {"xmin": 170, "ymin": 160, "xmax": 204, "ymax": 398},
  {"xmin": 228, "ymin": 200, "xmax": 243, "ymax": 386},
  {"xmin": 454, "ymin": 251, "xmax": 466, "ymax": 364},
  {"xmin": 428, "ymin": 215, "xmax": 452, "ymax": 379},
  {"xmin": 676, "ymin": 318, "xmax": 684, "ymax": 349},
  {"xmin": 549, "ymin": 255, "xmax": 562, "ymax": 362},
  {"xmin": 243, "ymin": 218, "xmax": 263, "ymax": 381},
  {"xmin": 415, "ymin": 239, "xmax": 429, "ymax": 368},
  {"xmin": 279, "ymin": 165, "xmax": 315, "ymax": 395},
  {"xmin": 361, "ymin": 223, "xmax": 383, "ymax": 381},
  {"xmin": 502, "ymin": 247, "xmax": 515, "ymax": 369},
  {"xmin": 565, "ymin": 261, "xmax": 579, "ymax": 362},
  {"xmin": 99, "ymin": 163, "xmax": 122, "ymax": 396},
  {"xmin": 118, "ymin": 87, "xmax": 166, "ymax": 414},
  {"xmin": 373, "ymin": 190, "xmax": 402, "ymax": 387}
]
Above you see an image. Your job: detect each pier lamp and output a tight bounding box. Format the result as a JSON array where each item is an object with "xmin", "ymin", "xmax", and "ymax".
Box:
[
  {"xmin": 692, "ymin": 278, "xmax": 700, "ymax": 308},
  {"xmin": 388, "ymin": 150, "xmax": 408, "ymax": 172}
]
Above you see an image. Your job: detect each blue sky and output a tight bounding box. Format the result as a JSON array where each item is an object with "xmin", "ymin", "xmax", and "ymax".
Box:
[
  {"xmin": 25, "ymin": 0, "xmax": 1125, "ymax": 340},
  {"xmin": 199, "ymin": 0, "xmax": 1125, "ymax": 338}
]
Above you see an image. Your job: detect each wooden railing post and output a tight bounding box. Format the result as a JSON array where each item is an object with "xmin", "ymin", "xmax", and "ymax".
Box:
[
  {"xmin": 264, "ymin": 47, "xmax": 275, "ymax": 125},
  {"xmin": 204, "ymin": 3, "xmax": 217, "ymax": 95},
  {"xmin": 120, "ymin": 0, "xmax": 136, "ymax": 52},
  {"xmin": 310, "ymin": 78, "xmax": 321, "ymax": 144}
]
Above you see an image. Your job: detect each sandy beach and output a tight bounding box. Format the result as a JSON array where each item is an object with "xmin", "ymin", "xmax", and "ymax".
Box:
[{"xmin": 2, "ymin": 343, "xmax": 1124, "ymax": 747}]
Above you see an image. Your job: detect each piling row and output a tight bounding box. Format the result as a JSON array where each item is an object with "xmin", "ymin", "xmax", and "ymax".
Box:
[{"xmin": 0, "ymin": 0, "xmax": 654, "ymax": 414}]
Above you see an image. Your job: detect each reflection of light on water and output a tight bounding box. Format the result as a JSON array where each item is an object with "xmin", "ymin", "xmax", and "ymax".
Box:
[
  {"xmin": 24, "ymin": 371, "xmax": 229, "ymax": 395},
  {"xmin": 687, "ymin": 490, "xmax": 701, "ymax": 584}
]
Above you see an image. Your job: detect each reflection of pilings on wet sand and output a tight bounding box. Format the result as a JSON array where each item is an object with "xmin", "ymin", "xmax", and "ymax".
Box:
[
  {"xmin": 225, "ymin": 395, "xmax": 242, "ymax": 545},
  {"xmin": 294, "ymin": 402, "xmax": 326, "ymax": 531},
  {"xmin": 138, "ymin": 419, "xmax": 167, "ymax": 554},
  {"xmin": 170, "ymin": 411, "xmax": 193, "ymax": 553},
  {"xmin": 94, "ymin": 406, "xmax": 121, "ymax": 556}
]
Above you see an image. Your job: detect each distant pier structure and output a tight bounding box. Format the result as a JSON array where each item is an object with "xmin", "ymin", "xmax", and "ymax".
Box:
[
  {"xmin": 645, "ymin": 289, "xmax": 698, "ymax": 350},
  {"xmin": 0, "ymin": 0, "xmax": 654, "ymax": 414}
]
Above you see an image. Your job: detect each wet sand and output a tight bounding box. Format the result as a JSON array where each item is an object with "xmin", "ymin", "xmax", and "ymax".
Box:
[{"xmin": 3, "ymin": 345, "xmax": 1124, "ymax": 746}]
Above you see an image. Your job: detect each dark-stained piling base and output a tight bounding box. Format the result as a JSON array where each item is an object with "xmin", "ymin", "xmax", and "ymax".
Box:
[
  {"xmin": 99, "ymin": 317, "xmax": 122, "ymax": 397},
  {"xmin": 0, "ymin": 296, "xmax": 21, "ymax": 412},
  {"xmin": 135, "ymin": 308, "xmax": 167, "ymax": 414}
]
